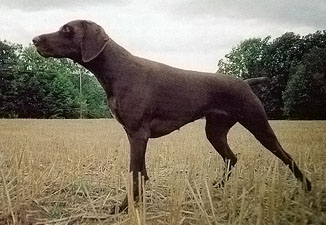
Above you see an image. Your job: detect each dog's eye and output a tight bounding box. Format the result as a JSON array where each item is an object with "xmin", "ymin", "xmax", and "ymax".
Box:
[{"xmin": 60, "ymin": 25, "xmax": 73, "ymax": 36}]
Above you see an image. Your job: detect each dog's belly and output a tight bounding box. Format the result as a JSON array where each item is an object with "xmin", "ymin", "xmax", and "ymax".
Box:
[
  {"xmin": 149, "ymin": 108, "xmax": 232, "ymax": 138},
  {"xmin": 149, "ymin": 116, "xmax": 200, "ymax": 138},
  {"xmin": 149, "ymin": 119, "xmax": 184, "ymax": 138}
]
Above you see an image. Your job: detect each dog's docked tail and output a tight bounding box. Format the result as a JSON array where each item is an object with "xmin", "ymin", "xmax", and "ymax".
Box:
[{"xmin": 245, "ymin": 77, "xmax": 270, "ymax": 86}]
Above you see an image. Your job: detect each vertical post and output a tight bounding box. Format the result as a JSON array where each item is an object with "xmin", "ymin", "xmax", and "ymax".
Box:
[{"xmin": 79, "ymin": 72, "xmax": 83, "ymax": 119}]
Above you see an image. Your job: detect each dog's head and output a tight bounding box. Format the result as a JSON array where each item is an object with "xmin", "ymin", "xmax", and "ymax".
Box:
[{"xmin": 33, "ymin": 20, "xmax": 109, "ymax": 62}]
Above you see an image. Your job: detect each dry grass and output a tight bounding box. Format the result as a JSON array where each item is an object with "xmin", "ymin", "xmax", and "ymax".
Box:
[{"xmin": 0, "ymin": 119, "xmax": 325, "ymax": 225}]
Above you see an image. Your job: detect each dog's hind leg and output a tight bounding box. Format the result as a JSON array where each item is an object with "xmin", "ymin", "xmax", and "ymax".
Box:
[
  {"xmin": 239, "ymin": 104, "xmax": 312, "ymax": 191},
  {"xmin": 205, "ymin": 115, "xmax": 237, "ymax": 187}
]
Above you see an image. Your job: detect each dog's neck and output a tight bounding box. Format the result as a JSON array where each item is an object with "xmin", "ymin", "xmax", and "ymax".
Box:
[{"xmin": 78, "ymin": 39, "xmax": 134, "ymax": 97}]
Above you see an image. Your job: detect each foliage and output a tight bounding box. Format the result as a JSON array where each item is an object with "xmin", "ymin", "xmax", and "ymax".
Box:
[
  {"xmin": 218, "ymin": 37, "xmax": 270, "ymax": 79},
  {"xmin": 282, "ymin": 65, "xmax": 312, "ymax": 119},
  {"xmin": 0, "ymin": 41, "xmax": 21, "ymax": 117},
  {"xmin": 218, "ymin": 30, "xmax": 326, "ymax": 119},
  {"xmin": 283, "ymin": 48, "xmax": 326, "ymax": 119},
  {"xmin": 0, "ymin": 42, "xmax": 109, "ymax": 118}
]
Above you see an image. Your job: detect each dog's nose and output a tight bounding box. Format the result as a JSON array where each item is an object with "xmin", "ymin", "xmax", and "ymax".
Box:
[{"xmin": 32, "ymin": 36, "xmax": 41, "ymax": 46}]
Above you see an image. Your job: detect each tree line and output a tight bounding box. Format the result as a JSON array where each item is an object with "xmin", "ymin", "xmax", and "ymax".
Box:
[
  {"xmin": 1, "ymin": 30, "xmax": 326, "ymax": 119},
  {"xmin": 218, "ymin": 31, "xmax": 326, "ymax": 119},
  {"xmin": 0, "ymin": 41, "xmax": 109, "ymax": 118}
]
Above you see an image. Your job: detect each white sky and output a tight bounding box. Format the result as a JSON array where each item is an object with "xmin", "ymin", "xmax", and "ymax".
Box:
[{"xmin": 0, "ymin": 0, "xmax": 325, "ymax": 72}]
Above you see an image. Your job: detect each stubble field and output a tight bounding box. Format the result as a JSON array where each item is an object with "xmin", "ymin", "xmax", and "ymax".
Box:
[{"xmin": 0, "ymin": 119, "xmax": 325, "ymax": 225}]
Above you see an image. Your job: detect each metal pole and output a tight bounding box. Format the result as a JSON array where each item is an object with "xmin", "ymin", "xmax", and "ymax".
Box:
[{"xmin": 79, "ymin": 72, "xmax": 82, "ymax": 119}]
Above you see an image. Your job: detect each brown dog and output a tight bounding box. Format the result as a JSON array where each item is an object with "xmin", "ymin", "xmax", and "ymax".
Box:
[{"xmin": 33, "ymin": 20, "xmax": 311, "ymax": 212}]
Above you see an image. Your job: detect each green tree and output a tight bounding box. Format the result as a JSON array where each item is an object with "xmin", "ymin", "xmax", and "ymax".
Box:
[
  {"xmin": 283, "ymin": 65, "xmax": 311, "ymax": 119},
  {"xmin": 1, "ymin": 43, "xmax": 109, "ymax": 119},
  {"xmin": 284, "ymin": 48, "xmax": 326, "ymax": 119},
  {"xmin": 303, "ymin": 30, "xmax": 326, "ymax": 52},
  {"xmin": 0, "ymin": 40, "xmax": 21, "ymax": 117},
  {"xmin": 217, "ymin": 31, "xmax": 326, "ymax": 119},
  {"xmin": 259, "ymin": 32, "xmax": 305, "ymax": 118},
  {"xmin": 80, "ymin": 74, "xmax": 108, "ymax": 118},
  {"xmin": 57, "ymin": 60, "xmax": 109, "ymax": 118},
  {"xmin": 218, "ymin": 37, "xmax": 270, "ymax": 79},
  {"xmin": 14, "ymin": 46, "xmax": 80, "ymax": 118}
]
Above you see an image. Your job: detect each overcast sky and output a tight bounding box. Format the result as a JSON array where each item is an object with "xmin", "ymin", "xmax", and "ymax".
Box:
[{"xmin": 0, "ymin": 0, "xmax": 325, "ymax": 72}]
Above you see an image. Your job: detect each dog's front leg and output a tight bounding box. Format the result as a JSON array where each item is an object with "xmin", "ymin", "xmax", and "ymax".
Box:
[{"xmin": 112, "ymin": 133, "xmax": 149, "ymax": 213}]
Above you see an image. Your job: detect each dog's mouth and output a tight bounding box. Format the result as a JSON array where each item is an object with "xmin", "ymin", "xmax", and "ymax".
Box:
[
  {"xmin": 35, "ymin": 45, "xmax": 65, "ymax": 59},
  {"xmin": 35, "ymin": 46, "xmax": 53, "ymax": 58}
]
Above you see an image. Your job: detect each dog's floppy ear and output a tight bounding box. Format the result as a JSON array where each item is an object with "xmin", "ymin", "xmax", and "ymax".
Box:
[{"xmin": 81, "ymin": 21, "xmax": 109, "ymax": 62}]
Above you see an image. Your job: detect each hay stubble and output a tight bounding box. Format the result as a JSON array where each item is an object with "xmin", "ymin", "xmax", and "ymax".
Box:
[{"xmin": 0, "ymin": 120, "xmax": 325, "ymax": 225}]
